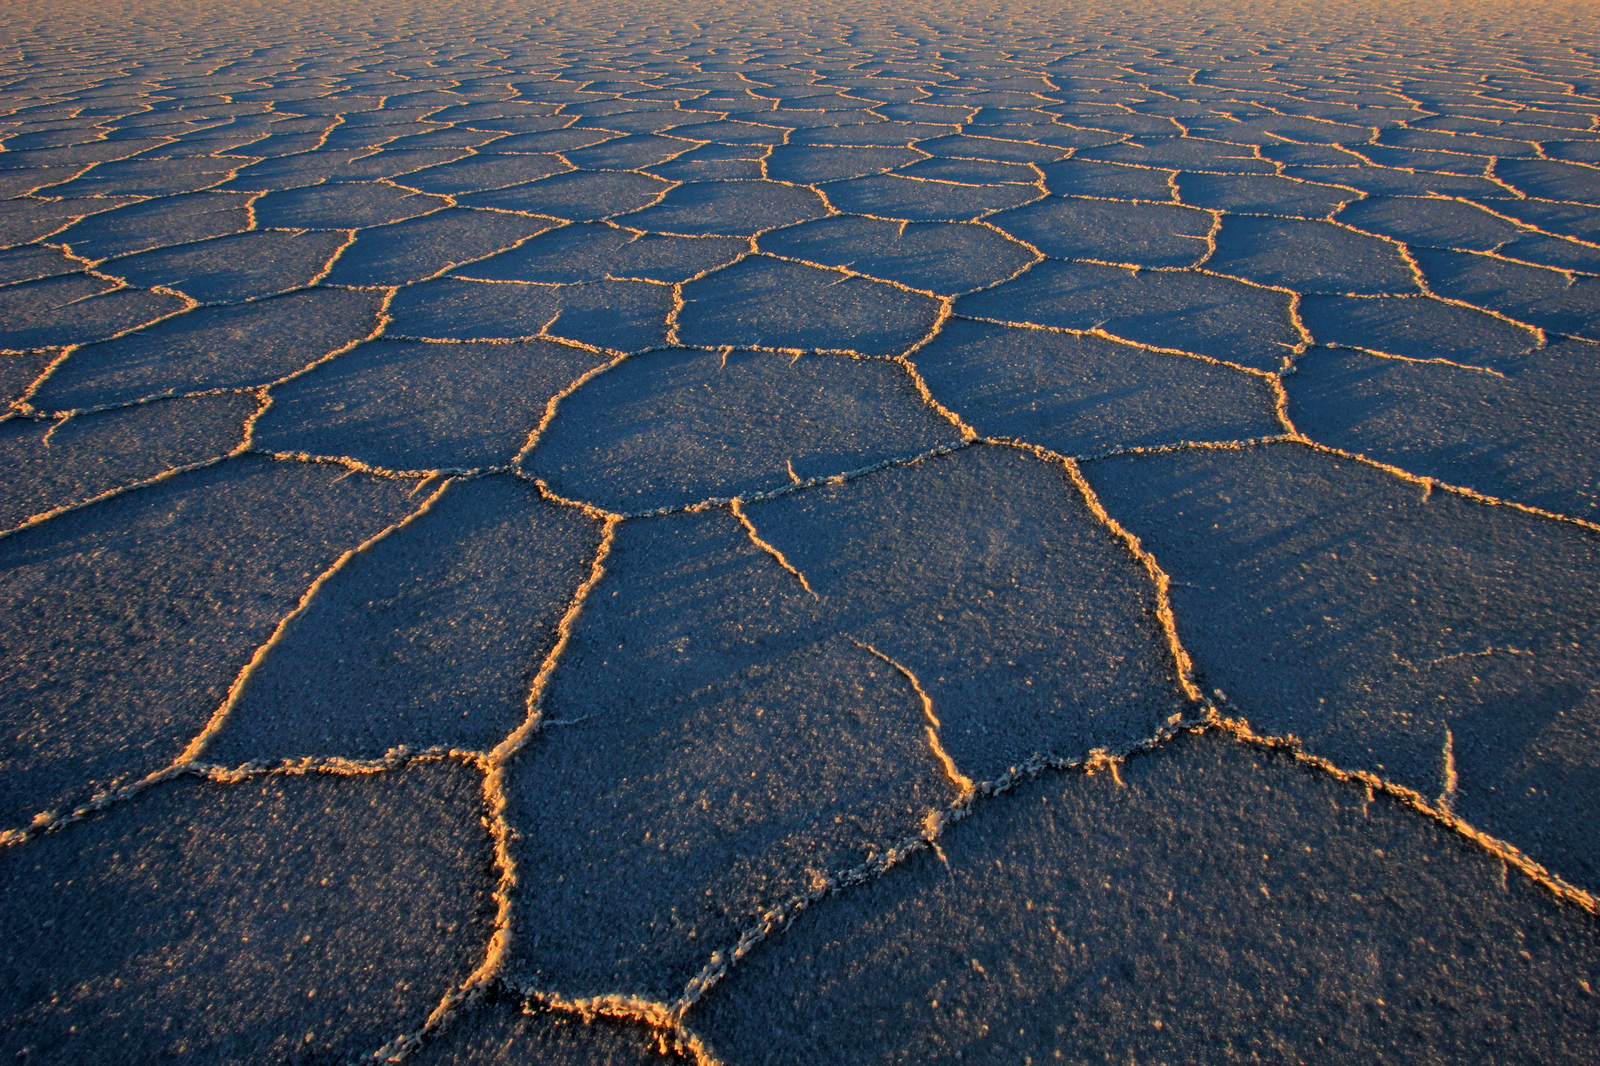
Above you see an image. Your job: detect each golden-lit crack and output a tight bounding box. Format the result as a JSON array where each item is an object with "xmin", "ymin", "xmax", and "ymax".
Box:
[
  {"xmin": 849, "ymin": 637, "xmax": 973, "ymax": 797},
  {"xmin": 178, "ymin": 472, "xmax": 458, "ymax": 765},
  {"xmin": 730, "ymin": 497, "xmax": 817, "ymax": 598},
  {"xmin": 6, "ymin": 18, "xmax": 1600, "ymax": 1066},
  {"xmin": 377, "ymin": 512, "xmax": 622, "ymax": 1059}
]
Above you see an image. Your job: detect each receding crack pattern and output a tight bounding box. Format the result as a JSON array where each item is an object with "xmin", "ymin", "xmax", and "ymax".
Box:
[{"xmin": 1, "ymin": 0, "xmax": 1600, "ymax": 1062}]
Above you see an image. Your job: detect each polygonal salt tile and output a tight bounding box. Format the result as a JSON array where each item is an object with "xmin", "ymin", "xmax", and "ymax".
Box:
[
  {"xmin": 233, "ymin": 130, "xmax": 337, "ymax": 159},
  {"xmin": 1375, "ymin": 128, "xmax": 1540, "ymax": 159},
  {"xmin": 389, "ymin": 276, "xmax": 670, "ymax": 350},
  {"xmin": 913, "ymin": 133, "xmax": 1064, "ymax": 163},
  {"xmin": 958, "ymin": 260, "xmax": 1300, "ymax": 372},
  {"xmin": 621, "ymin": 179, "xmax": 828, "ymax": 236},
  {"xmin": 660, "ymin": 119, "xmax": 787, "ymax": 144},
  {"xmin": 1084, "ymin": 442, "xmax": 1600, "ymax": 891},
  {"xmin": 0, "ymin": 198, "xmax": 134, "ymax": 249},
  {"xmin": 44, "ymin": 155, "xmax": 239, "ymax": 197},
  {"xmin": 460, "ymin": 169, "xmax": 672, "ymax": 219},
  {"xmin": 821, "ymin": 173, "xmax": 1040, "ymax": 221},
  {"xmin": 1299, "ymin": 294, "xmax": 1540, "ymax": 368},
  {"xmin": 748, "ymin": 444, "xmax": 1189, "ymax": 783},
  {"xmin": 205, "ymin": 475, "xmax": 600, "ymax": 762},
  {"xmin": 762, "ymin": 108, "xmax": 882, "ymax": 132},
  {"xmin": 0, "ymin": 140, "xmax": 166, "ymax": 171},
  {"xmin": 399, "ymin": 152, "xmax": 570, "ymax": 194},
  {"xmin": 1036, "ymin": 159, "xmax": 1178, "ymax": 200},
  {"xmin": 457, "ymin": 222, "xmax": 745, "ymax": 284},
  {"xmin": 506, "ymin": 510, "xmax": 955, "ymax": 1001},
  {"xmin": 1076, "ymin": 135, "xmax": 1279, "ymax": 172},
  {"xmin": 1494, "ymin": 158, "xmax": 1600, "ymax": 204},
  {"xmin": 1483, "ymin": 197, "xmax": 1600, "ymax": 246},
  {"xmin": 305, "ymin": 147, "xmax": 476, "ymax": 183},
  {"xmin": 648, "ymin": 160, "xmax": 763, "ymax": 184},
  {"xmin": 1207, "ymin": 216, "xmax": 1419, "ymax": 294},
  {"xmin": 1540, "ymin": 140, "xmax": 1600, "ymax": 167},
  {"xmin": 427, "ymin": 103, "xmax": 564, "ymax": 132},
  {"xmin": 523, "ymin": 346, "xmax": 959, "ymax": 510},
  {"xmin": 0, "ymin": 764, "xmax": 494, "ymax": 1062},
  {"xmin": 1286, "ymin": 338, "xmax": 1600, "ymax": 518},
  {"xmin": 1175, "ymin": 172, "xmax": 1356, "ymax": 216},
  {"xmin": 219, "ymin": 149, "xmax": 402, "ymax": 190},
  {"xmin": 0, "ymin": 392, "xmax": 255, "ymax": 528},
  {"xmin": 383, "ymin": 127, "xmax": 507, "ymax": 152},
  {"xmin": 0, "ymin": 457, "xmax": 417, "ymax": 829},
  {"xmin": 32, "ymin": 287, "xmax": 384, "ymax": 408},
  {"xmin": 1282, "ymin": 163, "xmax": 1505, "ymax": 200},
  {"xmin": 764, "ymin": 144, "xmax": 926, "ymax": 183},
  {"xmin": 564, "ymin": 133, "xmax": 696, "ymax": 169},
  {"xmin": 100, "ymin": 229, "xmax": 350, "ymax": 303},
  {"xmin": 677, "ymin": 256, "xmax": 941, "ymax": 356},
  {"xmin": 990, "ymin": 197, "xmax": 1214, "ymax": 267},
  {"xmin": 223, "ymin": 147, "xmax": 470, "ymax": 190},
  {"xmin": 912, "ymin": 319, "xmax": 1280, "ymax": 452},
  {"xmin": 0, "ymin": 353, "xmax": 50, "ymax": 406},
  {"xmin": 873, "ymin": 101, "xmax": 976, "ymax": 124},
  {"xmin": 0, "ymin": 245, "xmax": 81, "ymax": 285},
  {"xmin": 1338, "ymin": 196, "xmax": 1524, "ymax": 251},
  {"xmin": 693, "ymin": 731, "xmax": 1600, "ymax": 1064},
  {"xmin": 787, "ymin": 121, "xmax": 958, "ymax": 146},
  {"xmin": 0, "ymin": 275, "xmax": 187, "ymax": 353},
  {"xmin": 253, "ymin": 338, "xmax": 608, "ymax": 471},
  {"xmin": 1411, "ymin": 247, "xmax": 1600, "ymax": 341},
  {"xmin": 482, "ymin": 128, "xmax": 616, "ymax": 154},
  {"xmin": 321, "ymin": 208, "xmax": 558, "ymax": 286},
  {"xmin": 590, "ymin": 110, "xmax": 711, "ymax": 136},
  {"xmin": 0, "ymin": 165, "xmax": 91, "ymax": 198},
  {"xmin": 1499, "ymin": 233, "xmax": 1600, "ymax": 274},
  {"xmin": 56, "ymin": 191, "xmax": 251, "ymax": 260},
  {"xmin": 759, "ymin": 216, "xmax": 1036, "ymax": 294},
  {"xmin": 895, "ymin": 157, "xmax": 1039, "ymax": 184},
  {"xmin": 252, "ymin": 180, "xmax": 449, "ymax": 229}
]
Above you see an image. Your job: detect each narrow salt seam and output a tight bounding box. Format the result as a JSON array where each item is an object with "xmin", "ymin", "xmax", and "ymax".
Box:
[
  {"xmin": 1306, "ymin": 341, "xmax": 1515, "ymax": 378},
  {"xmin": 673, "ymin": 710, "xmax": 1600, "ymax": 1039},
  {"xmin": 1439, "ymin": 728, "xmax": 1459, "ymax": 813},
  {"xmin": 730, "ymin": 497, "xmax": 817, "ymax": 598},
  {"xmin": 849, "ymin": 637, "xmax": 974, "ymax": 797},
  {"xmin": 1207, "ymin": 712, "xmax": 1600, "ymax": 918},
  {"xmin": 1033, "ymin": 445, "xmax": 1206, "ymax": 703},
  {"xmin": 511, "ymin": 350, "xmax": 632, "ymax": 467}
]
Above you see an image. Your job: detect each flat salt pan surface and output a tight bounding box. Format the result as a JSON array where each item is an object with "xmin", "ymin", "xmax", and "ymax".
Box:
[{"xmin": 2, "ymin": 0, "xmax": 1600, "ymax": 1062}]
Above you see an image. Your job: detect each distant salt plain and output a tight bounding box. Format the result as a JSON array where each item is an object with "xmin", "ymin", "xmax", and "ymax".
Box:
[{"xmin": 2, "ymin": 0, "xmax": 1600, "ymax": 1061}]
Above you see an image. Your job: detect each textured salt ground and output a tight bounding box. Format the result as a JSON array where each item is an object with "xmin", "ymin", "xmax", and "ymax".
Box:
[
  {"xmin": 1082, "ymin": 443, "xmax": 1600, "ymax": 891},
  {"xmin": 204, "ymin": 475, "xmax": 602, "ymax": 762},
  {"xmin": 2, "ymin": 1, "xmax": 1600, "ymax": 1061},
  {"xmin": 522, "ymin": 347, "xmax": 960, "ymax": 510},
  {"xmin": 411, "ymin": 995, "xmax": 683, "ymax": 1065},
  {"xmin": 0, "ymin": 764, "xmax": 495, "ymax": 1064},
  {"xmin": 692, "ymin": 731, "xmax": 1600, "ymax": 1064},
  {"xmin": 0, "ymin": 458, "xmax": 418, "ymax": 829}
]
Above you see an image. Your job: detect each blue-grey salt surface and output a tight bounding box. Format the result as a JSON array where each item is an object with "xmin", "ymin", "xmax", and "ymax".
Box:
[{"xmin": 2, "ymin": 0, "xmax": 1600, "ymax": 1061}]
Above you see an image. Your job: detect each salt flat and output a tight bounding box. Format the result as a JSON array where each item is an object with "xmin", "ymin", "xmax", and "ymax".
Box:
[{"xmin": 2, "ymin": 0, "xmax": 1599, "ymax": 1061}]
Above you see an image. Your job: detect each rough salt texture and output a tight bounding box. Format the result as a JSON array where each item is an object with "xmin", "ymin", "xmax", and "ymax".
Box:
[{"xmin": 2, "ymin": 0, "xmax": 1599, "ymax": 1061}]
